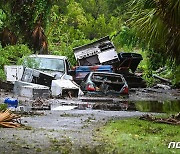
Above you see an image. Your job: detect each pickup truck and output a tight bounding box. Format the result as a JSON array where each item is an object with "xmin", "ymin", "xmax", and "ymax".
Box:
[{"xmin": 23, "ymin": 54, "xmax": 73, "ymax": 80}]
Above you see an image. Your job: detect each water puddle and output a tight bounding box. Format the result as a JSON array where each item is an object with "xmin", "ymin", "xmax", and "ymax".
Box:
[
  {"xmin": 51, "ymin": 105, "xmax": 77, "ymax": 111},
  {"xmin": 50, "ymin": 100, "xmax": 180, "ymax": 113},
  {"xmin": 135, "ymin": 100, "xmax": 180, "ymax": 113}
]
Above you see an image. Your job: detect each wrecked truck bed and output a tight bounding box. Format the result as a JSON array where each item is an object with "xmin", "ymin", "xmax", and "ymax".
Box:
[{"xmin": 80, "ymin": 72, "xmax": 129, "ymax": 96}]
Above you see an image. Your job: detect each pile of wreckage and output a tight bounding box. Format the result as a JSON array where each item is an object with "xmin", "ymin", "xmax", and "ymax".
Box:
[
  {"xmin": 72, "ymin": 36, "xmax": 146, "ymax": 88},
  {"xmin": 1, "ymin": 65, "xmax": 82, "ymax": 99},
  {"xmin": 0, "ymin": 36, "xmax": 146, "ymax": 100}
]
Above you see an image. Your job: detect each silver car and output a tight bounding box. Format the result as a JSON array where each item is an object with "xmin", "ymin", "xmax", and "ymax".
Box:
[{"xmin": 80, "ymin": 72, "xmax": 129, "ymax": 96}]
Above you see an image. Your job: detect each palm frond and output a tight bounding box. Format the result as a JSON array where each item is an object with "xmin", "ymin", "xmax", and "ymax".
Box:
[{"xmin": 129, "ymin": 0, "xmax": 180, "ymax": 63}]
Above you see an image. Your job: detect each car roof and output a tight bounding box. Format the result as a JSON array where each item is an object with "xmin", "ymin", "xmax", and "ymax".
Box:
[{"xmin": 28, "ymin": 54, "xmax": 67, "ymax": 60}]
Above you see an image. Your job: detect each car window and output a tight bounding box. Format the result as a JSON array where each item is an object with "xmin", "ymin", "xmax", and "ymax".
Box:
[
  {"xmin": 92, "ymin": 74, "xmax": 123, "ymax": 83},
  {"xmin": 24, "ymin": 57, "xmax": 65, "ymax": 72}
]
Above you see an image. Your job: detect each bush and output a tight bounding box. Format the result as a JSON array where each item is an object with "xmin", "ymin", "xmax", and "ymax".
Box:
[{"xmin": 0, "ymin": 44, "xmax": 32, "ymax": 80}]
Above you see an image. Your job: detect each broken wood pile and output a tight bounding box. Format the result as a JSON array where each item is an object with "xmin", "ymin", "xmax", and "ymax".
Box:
[
  {"xmin": 139, "ymin": 113, "xmax": 180, "ymax": 125},
  {"xmin": 32, "ymin": 98, "xmax": 51, "ymax": 110},
  {"xmin": 0, "ymin": 109, "xmax": 21, "ymax": 128}
]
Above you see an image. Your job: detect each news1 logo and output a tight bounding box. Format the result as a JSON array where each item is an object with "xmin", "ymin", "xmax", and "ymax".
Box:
[{"xmin": 168, "ymin": 142, "xmax": 180, "ymax": 149}]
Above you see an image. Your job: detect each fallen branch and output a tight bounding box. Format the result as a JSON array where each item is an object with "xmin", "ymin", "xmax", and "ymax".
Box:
[
  {"xmin": 152, "ymin": 74, "xmax": 172, "ymax": 84},
  {"xmin": 139, "ymin": 113, "xmax": 180, "ymax": 125},
  {"xmin": 0, "ymin": 109, "xmax": 21, "ymax": 128}
]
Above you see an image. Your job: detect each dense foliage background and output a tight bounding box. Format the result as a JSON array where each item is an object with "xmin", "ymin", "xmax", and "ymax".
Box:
[{"xmin": 0, "ymin": 0, "xmax": 179, "ymax": 86}]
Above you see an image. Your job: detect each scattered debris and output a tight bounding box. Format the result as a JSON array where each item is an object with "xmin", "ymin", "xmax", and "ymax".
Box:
[
  {"xmin": 51, "ymin": 79, "xmax": 81, "ymax": 98},
  {"xmin": 155, "ymin": 84, "xmax": 171, "ymax": 90},
  {"xmin": 0, "ymin": 109, "xmax": 21, "ymax": 128},
  {"xmin": 4, "ymin": 98, "xmax": 18, "ymax": 108},
  {"xmin": 15, "ymin": 111, "xmax": 44, "ymax": 116},
  {"xmin": 32, "ymin": 98, "xmax": 51, "ymax": 110},
  {"xmin": 155, "ymin": 67, "xmax": 167, "ymax": 73},
  {"xmin": 14, "ymin": 81, "xmax": 50, "ymax": 99},
  {"xmin": 139, "ymin": 113, "xmax": 180, "ymax": 125}
]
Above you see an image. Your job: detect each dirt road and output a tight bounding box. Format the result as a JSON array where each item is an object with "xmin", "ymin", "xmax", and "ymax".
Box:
[{"xmin": 0, "ymin": 88, "xmax": 179, "ymax": 153}]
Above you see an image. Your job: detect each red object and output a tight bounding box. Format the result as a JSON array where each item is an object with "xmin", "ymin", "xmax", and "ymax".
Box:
[
  {"xmin": 121, "ymin": 86, "xmax": 129, "ymax": 94},
  {"xmin": 86, "ymin": 84, "xmax": 96, "ymax": 91}
]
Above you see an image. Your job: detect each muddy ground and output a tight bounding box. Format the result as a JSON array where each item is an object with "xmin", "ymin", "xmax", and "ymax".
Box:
[{"xmin": 0, "ymin": 88, "xmax": 180, "ymax": 153}]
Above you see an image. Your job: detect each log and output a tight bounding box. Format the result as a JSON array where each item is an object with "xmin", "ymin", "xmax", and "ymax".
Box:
[{"xmin": 152, "ymin": 74, "xmax": 172, "ymax": 84}]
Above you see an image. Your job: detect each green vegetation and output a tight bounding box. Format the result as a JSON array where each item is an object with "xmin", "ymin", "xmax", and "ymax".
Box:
[
  {"xmin": 49, "ymin": 137, "xmax": 72, "ymax": 154},
  {"xmin": 0, "ymin": 44, "xmax": 32, "ymax": 79},
  {"xmin": 0, "ymin": 103, "xmax": 8, "ymax": 111},
  {"xmin": 96, "ymin": 118, "xmax": 180, "ymax": 154},
  {"xmin": 0, "ymin": 0, "xmax": 179, "ymax": 85}
]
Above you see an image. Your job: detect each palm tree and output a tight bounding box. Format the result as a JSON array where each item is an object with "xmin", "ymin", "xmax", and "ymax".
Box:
[
  {"xmin": 129, "ymin": 0, "xmax": 180, "ymax": 64},
  {"xmin": 0, "ymin": 0, "xmax": 50, "ymax": 54}
]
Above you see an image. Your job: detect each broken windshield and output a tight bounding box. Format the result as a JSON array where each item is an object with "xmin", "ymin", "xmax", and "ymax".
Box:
[{"xmin": 24, "ymin": 57, "xmax": 65, "ymax": 72}]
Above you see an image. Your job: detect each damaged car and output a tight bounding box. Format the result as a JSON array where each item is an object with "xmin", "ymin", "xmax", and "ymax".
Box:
[
  {"xmin": 22, "ymin": 55, "xmax": 82, "ymax": 98},
  {"xmin": 80, "ymin": 72, "xmax": 129, "ymax": 96}
]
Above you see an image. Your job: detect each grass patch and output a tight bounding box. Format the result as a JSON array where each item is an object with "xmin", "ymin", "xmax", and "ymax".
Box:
[
  {"xmin": 0, "ymin": 103, "xmax": 8, "ymax": 111},
  {"xmin": 96, "ymin": 117, "xmax": 180, "ymax": 154},
  {"xmin": 49, "ymin": 137, "xmax": 73, "ymax": 153}
]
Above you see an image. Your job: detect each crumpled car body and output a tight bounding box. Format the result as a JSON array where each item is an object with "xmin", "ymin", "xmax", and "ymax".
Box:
[{"xmin": 80, "ymin": 72, "xmax": 129, "ymax": 96}]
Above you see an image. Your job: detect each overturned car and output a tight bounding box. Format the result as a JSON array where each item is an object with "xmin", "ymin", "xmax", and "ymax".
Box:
[{"xmin": 80, "ymin": 72, "xmax": 129, "ymax": 96}]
